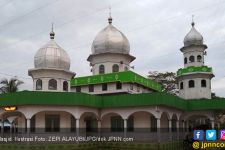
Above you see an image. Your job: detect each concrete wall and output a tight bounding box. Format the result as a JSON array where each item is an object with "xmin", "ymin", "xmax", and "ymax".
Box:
[
  {"xmin": 182, "ymin": 45, "xmax": 206, "ymax": 68},
  {"xmin": 88, "ymin": 53, "xmax": 133, "ymax": 75},
  {"xmin": 71, "ymin": 83, "xmax": 153, "ymax": 95},
  {"xmin": 178, "ymin": 77, "xmax": 211, "ymax": 99},
  {"xmin": 29, "ymin": 69, "xmax": 74, "ymax": 92}
]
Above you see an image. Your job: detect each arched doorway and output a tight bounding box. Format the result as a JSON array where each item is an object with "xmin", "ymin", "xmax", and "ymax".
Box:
[
  {"xmin": 79, "ymin": 112, "xmax": 99, "ymax": 135},
  {"xmin": 31, "ymin": 110, "xmax": 76, "ymax": 133}
]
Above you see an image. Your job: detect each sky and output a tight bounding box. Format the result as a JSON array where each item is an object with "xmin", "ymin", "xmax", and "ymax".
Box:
[{"xmin": 0, "ymin": 0, "xmax": 224, "ymax": 97}]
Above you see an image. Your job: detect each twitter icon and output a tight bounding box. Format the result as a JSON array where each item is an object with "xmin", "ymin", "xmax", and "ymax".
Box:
[{"xmin": 206, "ymin": 130, "xmax": 217, "ymax": 141}]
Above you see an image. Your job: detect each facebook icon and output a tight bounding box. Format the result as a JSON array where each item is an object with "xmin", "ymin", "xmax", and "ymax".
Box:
[{"xmin": 194, "ymin": 130, "xmax": 204, "ymax": 141}]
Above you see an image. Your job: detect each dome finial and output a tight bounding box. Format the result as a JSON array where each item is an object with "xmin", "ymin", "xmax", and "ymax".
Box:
[
  {"xmin": 191, "ymin": 15, "xmax": 195, "ymax": 27},
  {"xmin": 108, "ymin": 6, "xmax": 112, "ymax": 24},
  {"xmin": 50, "ymin": 23, "xmax": 55, "ymax": 39}
]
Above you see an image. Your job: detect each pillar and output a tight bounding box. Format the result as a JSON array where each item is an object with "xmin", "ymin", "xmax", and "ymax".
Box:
[
  {"xmin": 186, "ymin": 121, "xmax": 189, "ymax": 132},
  {"xmin": 182, "ymin": 120, "xmax": 185, "ymax": 132},
  {"xmin": 157, "ymin": 118, "xmax": 161, "ymax": 132},
  {"xmin": 169, "ymin": 119, "xmax": 172, "ymax": 132},
  {"xmin": 211, "ymin": 120, "xmax": 215, "ymax": 129},
  {"xmin": 26, "ymin": 119, "xmax": 31, "ymax": 136},
  {"xmin": 76, "ymin": 119, "xmax": 80, "ymax": 137},
  {"xmin": 168, "ymin": 119, "xmax": 172, "ymax": 141},
  {"xmin": 1, "ymin": 118, "xmax": 4, "ymax": 135},
  {"xmin": 98, "ymin": 120, "xmax": 101, "ymax": 136},
  {"xmin": 176, "ymin": 120, "xmax": 180, "ymax": 140},
  {"xmin": 176, "ymin": 120, "xmax": 179, "ymax": 132},
  {"xmin": 156, "ymin": 118, "xmax": 161, "ymax": 142},
  {"xmin": 124, "ymin": 119, "xmax": 127, "ymax": 138},
  {"xmin": 218, "ymin": 123, "xmax": 221, "ymax": 129}
]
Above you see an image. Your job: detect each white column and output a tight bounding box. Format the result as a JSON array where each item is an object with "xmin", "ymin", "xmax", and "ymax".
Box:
[
  {"xmin": 76, "ymin": 119, "xmax": 80, "ymax": 137},
  {"xmin": 124, "ymin": 119, "xmax": 127, "ymax": 138},
  {"xmin": 218, "ymin": 123, "xmax": 221, "ymax": 129},
  {"xmin": 169, "ymin": 119, "xmax": 172, "ymax": 132},
  {"xmin": 186, "ymin": 121, "xmax": 189, "ymax": 132},
  {"xmin": 157, "ymin": 118, "xmax": 161, "ymax": 132},
  {"xmin": 1, "ymin": 118, "xmax": 4, "ymax": 135},
  {"xmin": 176, "ymin": 120, "xmax": 180, "ymax": 140},
  {"xmin": 26, "ymin": 119, "xmax": 31, "ymax": 135},
  {"xmin": 211, "ymin": 120, "xmax": 215, "ymax": 129},
  {"xmin": 98, "ymin": 120, "xmax": 101, "ymax": 136},
  {"xmin": 176, "ymin": 120, "xmax": 179, "ymax": 132},
  {"xmin": 182, "ymin": 121, "xmax": 185, "ymax": 132},
  {"xmin": 156, "ymin": 118, "xmax": 161, "ymax": 142},
  {"xmin": 10, "ymin": 124, "xmax": 13, "ymax": 134}
]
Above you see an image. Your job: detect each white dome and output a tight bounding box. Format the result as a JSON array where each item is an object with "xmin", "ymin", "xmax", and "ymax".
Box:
[
  {"xmin": 34, "ymin": 33, "xmax": 70, "ymax": 70},
  {"xmin": 184, "ymin": 22, "xmax": 203, "ymax": 46},
  {"xmin": 91, "ymin": 17, "xmax": 130, "ymax": 54}
]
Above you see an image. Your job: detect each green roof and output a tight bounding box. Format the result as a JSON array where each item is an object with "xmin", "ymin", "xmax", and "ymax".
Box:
[
  {"xmin": 71, "ymin": 71, "xmax": 162, "ymax": 92},
  {"xmin": 177, "ymin": 66, "xmax": 213, "ymax": 76},
  {"xmin": 0, "ymin": 91, "xmax": 225, "ymax": 111}
]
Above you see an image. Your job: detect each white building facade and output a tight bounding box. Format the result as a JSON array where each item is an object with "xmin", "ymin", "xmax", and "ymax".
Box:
[{"xmin": 0, "ymin": 16, "xmax": 222, "ymax": 144}]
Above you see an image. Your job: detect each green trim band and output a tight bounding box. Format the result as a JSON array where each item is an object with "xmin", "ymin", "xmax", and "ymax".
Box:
[
  {"xmin": 177, "ymin": 66, "xmax": 213, "ymax": 76},
  {"xmin": 71, "ymin": 71, "xmax": 162, "ymax": 92}
]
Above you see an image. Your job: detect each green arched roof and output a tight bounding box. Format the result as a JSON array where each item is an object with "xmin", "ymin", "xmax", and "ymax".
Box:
[{"xmin": 0, "ymin": 91, "xmax": 224, "ymax": 111}]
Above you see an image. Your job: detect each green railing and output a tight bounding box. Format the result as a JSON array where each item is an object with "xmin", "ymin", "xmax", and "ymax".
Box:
[
  {"xmin": 71, "ymin": 71, "xmax": 162, "ymax": 92},
  {"xmin": 177, "ymin": 66, "xmax": 213, "ymax": 76}
]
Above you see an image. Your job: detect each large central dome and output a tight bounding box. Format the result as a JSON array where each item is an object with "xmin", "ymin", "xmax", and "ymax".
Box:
[
  {"xmin": 34, "ymin": 31, "xmax": 70, "ymax": 70},
  {"xmin": 91, "ymin": 17, "xmax": 130, "ymax": 54}
]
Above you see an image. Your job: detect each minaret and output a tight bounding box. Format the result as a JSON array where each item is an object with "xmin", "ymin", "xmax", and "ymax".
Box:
[
  {"xmin": 28, "ymin": 24, "xmax": 75, "ymax": 92},
  {"xmin": 177, "ymin": 18, "xmax": 214, "ymax": 99}
]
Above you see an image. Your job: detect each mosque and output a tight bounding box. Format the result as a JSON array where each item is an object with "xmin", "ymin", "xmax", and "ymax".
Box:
[{"xmin": 0, "ymin": 14, "xmax": 224, "ymax": 142}]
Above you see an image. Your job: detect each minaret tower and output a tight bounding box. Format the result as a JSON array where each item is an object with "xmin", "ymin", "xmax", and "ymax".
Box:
[
  {"xmin": 87, "ymin": 10, "xmax": 135, "ymax": 75},
  {"xmin": 177, "ymin": 18, "xmax": 214, "ymax": 99},
  {"xmin": 28, "ymin": 24, "xmax": 75, "ymax": 92}
]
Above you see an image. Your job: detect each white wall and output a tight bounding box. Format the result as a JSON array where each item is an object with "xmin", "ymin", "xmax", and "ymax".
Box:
[{"xmin": 71, "ymin": 83, "xmax": 153, "ymax": 95}]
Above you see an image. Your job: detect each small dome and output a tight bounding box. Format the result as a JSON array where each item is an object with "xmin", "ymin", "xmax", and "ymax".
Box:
[
  {"xmin": 91, "ymin": 17, "xmax": 130, "ymax": 54},
  {"xmin": 34, "ymin": 32, "xmax": 70, "ymax": 70},
  {"xmin": 184, "ymin": 22, "xmax": 203, "ymax": 46}
]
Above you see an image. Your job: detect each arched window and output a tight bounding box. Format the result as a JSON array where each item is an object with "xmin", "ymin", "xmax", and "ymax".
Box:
[
  {"xmin": 189, "ymin": 56, "xmax": 195, "ymax": 63},
  {"xmin": 180, "ymin": 82, "xmax": 184, "ymax": 90},
  {"xmin": 99, "ymin": 65, "xmax": 105, "ymax": 74},
  {"xmin": 48, "ymin": 79, "xmax": 57, "ymax": 90},
  {"xmin": 36, "ymin": 79, "xmax": 42, "ymax": 90},
  {"xmin": 63, "ymin": 81, "xmax": 68, "ymax": 91},
  {"xmin": 189, "ymin": 80, "xmax": 195, "ymax": 88},
  {"xmin": 201, "ymin": 79, "xmax": 207, "ymax": 87},
  {"xmin": 184, "ymin": 57, "xmax": 187, "ymax": 64},
  {"xmin": 112, "ymin": 64, "xmax": 119, "ymax": 72},
  {"xmin": 197, "ymin": 55, "xmax": 202, "ymax": 62}
]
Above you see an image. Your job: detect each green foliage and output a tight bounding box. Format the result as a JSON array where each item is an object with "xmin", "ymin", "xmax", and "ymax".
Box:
[
  {"xmin": 0, "ymin": 78, "xmax": 24, "ymax": 94},
  {"xmin": 148, "ymin": 71, "xmax": 178, "ymax": 95}
]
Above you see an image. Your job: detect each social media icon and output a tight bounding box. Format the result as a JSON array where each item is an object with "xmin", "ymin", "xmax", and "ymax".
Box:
[
  {"xmin": 194, "ymin": 130, "xmax": 204, "ymax": 141},
  {"xmin": 220, "ymin": 130, "xmax": 225, "ymax": 140},
  {"xmin": 206, "ymin": 130, "xmax": 216, "ymax": 141}
]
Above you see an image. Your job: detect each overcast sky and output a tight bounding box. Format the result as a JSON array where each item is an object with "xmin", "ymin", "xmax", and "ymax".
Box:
[{"xmin": 0, "ymin": 0, "xmax": 224, "ymax": 97}]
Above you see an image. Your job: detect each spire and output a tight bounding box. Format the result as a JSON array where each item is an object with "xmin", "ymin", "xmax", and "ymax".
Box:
[
  {"xmin": 191, "ymin": 15, "xmax": 195, "ymax": 27},
  {"xmin": 50, "ymin": 23, "xmax": 55, "ymax": 39},
  {"xmin": 108, "ymin": 6, "xmax": 112, "ymax": 24}
]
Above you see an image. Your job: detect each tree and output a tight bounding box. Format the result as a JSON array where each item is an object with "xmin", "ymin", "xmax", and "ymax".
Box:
[
  {"xmin": 148, "ymin": 71, "xmax": 178, "ymax": 95},
  {"xmin": 0, "ymin": 78, "xmax": 24, "ymax": 94}
]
